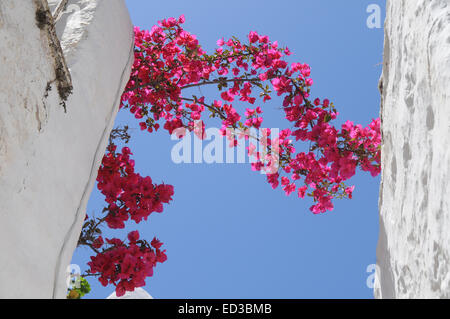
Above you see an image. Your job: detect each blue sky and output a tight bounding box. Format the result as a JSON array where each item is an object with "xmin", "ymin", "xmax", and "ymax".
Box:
[{"xmin": 72, "ymin": 0, "xmax": 386, "ymax": 299}]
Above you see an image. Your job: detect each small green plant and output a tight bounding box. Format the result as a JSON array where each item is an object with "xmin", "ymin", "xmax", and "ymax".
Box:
[{"xmin": 67, "ymin": 277, "xmax": 91, "ymax": 299}]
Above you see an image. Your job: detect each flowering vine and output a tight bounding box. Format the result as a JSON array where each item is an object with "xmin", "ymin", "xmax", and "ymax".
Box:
[
  {"xmin": 73, "ymin": 15, "xmax": 381, "ymax": 298},
  {"xmin": 122, "ymin": 15, "xmax": 381, "ymax": 213}
]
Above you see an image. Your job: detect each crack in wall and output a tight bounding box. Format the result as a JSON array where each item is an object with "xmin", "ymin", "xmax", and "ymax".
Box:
[{"xmin": 33, "ymin": 0, "xmax": 73, "ymax": 111}]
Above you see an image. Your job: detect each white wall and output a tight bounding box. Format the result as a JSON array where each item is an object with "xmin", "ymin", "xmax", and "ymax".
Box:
[
  {"xmin": 0, "ymin": 0, "xmax": 133, "ymax": 298},
  {"xmin": 375, "ymin": 0, "xmax": 450, "ymax": 298},
  {"xmin": 107, "ymin": 288, "xmax": 154, "ymax": 299}
]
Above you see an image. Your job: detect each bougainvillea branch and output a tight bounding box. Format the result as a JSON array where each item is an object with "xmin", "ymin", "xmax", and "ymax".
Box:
[
  {"xmin": 121, "ymin": 15, "xmax": 381, "ymax": 214},
  {"xmin": 74, "ymin": 14, "xmax": 380, "ymax": 297}
]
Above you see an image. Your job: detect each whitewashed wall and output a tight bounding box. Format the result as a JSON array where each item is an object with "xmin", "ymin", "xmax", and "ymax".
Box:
[
  {"xmin": 0, "ymin": 0, "xmax": 133, "ymax": 298},
  {"xmin": 107, "ymin": 288, "xmax": 154, "ymax": 299},
  {"xmin": 375, "ymin": 0, "xmax": 450, "ymax": 298}
]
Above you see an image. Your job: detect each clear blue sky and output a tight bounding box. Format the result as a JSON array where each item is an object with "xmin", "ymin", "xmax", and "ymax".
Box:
[{"xmin": 72, "ymin": 0, "xmax": 386, "ymax": 299}]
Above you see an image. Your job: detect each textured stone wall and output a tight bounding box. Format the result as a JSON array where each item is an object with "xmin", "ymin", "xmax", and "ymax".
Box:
[
  {"xmin": 0, "ymin": 0, "xmax": 133, "ymax": 298},
  {"xmin": 375, "ymin": 0, "xmax": 450, "ymax": 298}
]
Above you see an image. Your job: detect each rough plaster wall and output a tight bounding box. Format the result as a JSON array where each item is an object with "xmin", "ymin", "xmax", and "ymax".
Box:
[
  {"xmin": 375, "ymin": 0, "xmax": 450, "ymax": 298},
  {"xmin": 0, "ymin": 0, "xmax": 133, "ymax": 298}
]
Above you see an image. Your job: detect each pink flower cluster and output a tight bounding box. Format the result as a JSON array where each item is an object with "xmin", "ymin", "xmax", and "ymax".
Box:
[
  {"xmin": 88, "ymin": 231, "xmax": 166, "ymax": 297},
  {"xmin": 120, "ymin": 16, "xmax": 381, "ymax": 214},
  {"xmin": 84, "ymin": 144, "xmax": 173, "ymax": 296},
  {"xmin": 97, "ymin": 145, "xmax": 174, "ymax": 229}
]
